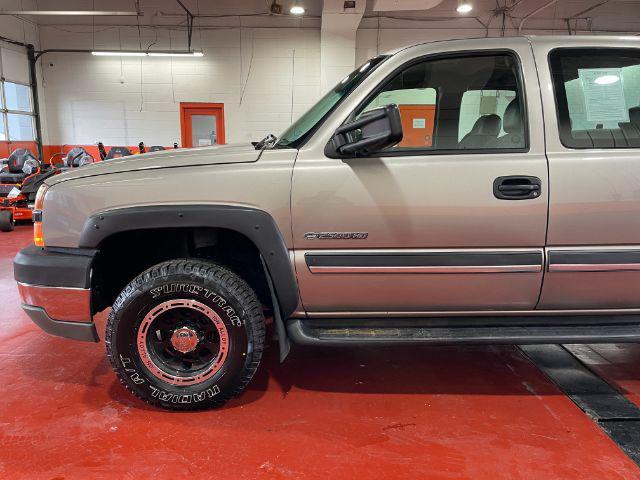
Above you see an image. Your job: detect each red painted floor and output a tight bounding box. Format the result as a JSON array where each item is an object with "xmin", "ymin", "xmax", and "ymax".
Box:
[{"xmin": 1, "ymin": 226, "xmax": 640, "ymax": 479}]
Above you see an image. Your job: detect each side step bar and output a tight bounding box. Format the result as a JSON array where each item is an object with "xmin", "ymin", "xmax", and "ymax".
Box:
[{"xmin": 287, "ymin": 319, "xmax": 640, "ymax": 346}]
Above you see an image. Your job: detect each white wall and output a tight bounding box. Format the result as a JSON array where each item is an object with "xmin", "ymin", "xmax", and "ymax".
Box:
[{"xmin": 39, "ymin": 24, "xmax": 321, "ymax": 145}]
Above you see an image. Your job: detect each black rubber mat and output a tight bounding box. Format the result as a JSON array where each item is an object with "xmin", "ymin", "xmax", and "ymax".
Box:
[{"xmin": 520, "ymin": 344, "xmax": 640, "ymax": 466}]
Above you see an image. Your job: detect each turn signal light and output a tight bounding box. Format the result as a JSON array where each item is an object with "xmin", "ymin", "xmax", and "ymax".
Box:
[
  {"xmin": 33, "ymin": 184, "xmax": 49, "ymax": 247},
  {"xmin": 34, "ymin": 222, "xmax": 44, "ymax": 247}
]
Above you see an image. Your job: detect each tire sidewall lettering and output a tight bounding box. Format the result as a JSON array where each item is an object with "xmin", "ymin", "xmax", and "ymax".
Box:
[{"xmin": 149, "ymin": 282, "xmax": 243, "ymax": 327}]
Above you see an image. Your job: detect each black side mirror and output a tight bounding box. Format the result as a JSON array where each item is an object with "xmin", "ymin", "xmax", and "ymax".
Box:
[{"xmin": 325, "ymin": 104, "xmax": 403, "ymax": 158}]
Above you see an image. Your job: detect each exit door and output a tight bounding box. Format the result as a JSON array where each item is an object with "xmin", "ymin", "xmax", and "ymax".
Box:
[{"xmin": 180, "ymin": 103, "xmax": 225, "ymax": 148}]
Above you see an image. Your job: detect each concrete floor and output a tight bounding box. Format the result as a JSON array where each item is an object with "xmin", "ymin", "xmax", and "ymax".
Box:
[{"xmin": 1, "ymin": 226, "xmax": 640, "ymax": 479}]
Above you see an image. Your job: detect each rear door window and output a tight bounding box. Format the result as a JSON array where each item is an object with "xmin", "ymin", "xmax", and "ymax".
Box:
[{"xmin": 549, "ymin": 48, "xmax": 640, "ymax": 148}]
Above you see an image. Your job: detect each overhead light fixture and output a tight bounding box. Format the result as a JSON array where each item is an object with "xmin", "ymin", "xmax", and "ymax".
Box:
[
  {"xmin": 290, "ymin": 1, "xmax": 305, "ymax": 15},
  {"xmin": 91, "ymin": 50, "xmax": 204, "ymax": 57},
  {"xmin": 594, "ymin": 74, "xmax": 620, "ymax": 85},
  {"xmin": 92, "ymin": 51, "xmax": 146, "ymax": 57},
  {"xmin": 148, "ymin": 51, "xmax": 204, "ymax": 57},
  {"xmin": 456, "ymin": 1, "xmax": 473, "ymax": 13}
]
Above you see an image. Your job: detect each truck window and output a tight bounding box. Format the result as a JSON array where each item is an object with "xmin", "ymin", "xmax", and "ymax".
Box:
[
  {"xmin": 355, "ymin": 52, "xmax": 526, "ymax": 152},
  {"xmin": 549, "ymin": 48, "xmax": 640, "ymax": 149}
]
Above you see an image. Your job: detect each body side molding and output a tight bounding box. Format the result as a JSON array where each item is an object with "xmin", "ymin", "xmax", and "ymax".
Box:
[
  {"xmin": 305, "ymin": 249, "xmax": 543, "ymax": 274},
  {"xmin": 78, "ymin": 204, "xmax": 299, "ymax": 317},
  {"xmin": 548, "ymin": 248, "xmax": 640, "ymax": 272}
]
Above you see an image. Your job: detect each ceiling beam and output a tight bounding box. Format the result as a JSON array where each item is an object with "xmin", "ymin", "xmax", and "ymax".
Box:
[{"xmin": 0, "ymin": 10, "xmax": 142, "ymax": 16}]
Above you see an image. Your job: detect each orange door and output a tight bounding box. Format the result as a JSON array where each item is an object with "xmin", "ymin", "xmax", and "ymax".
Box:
[
  {"xmin": 180, "ymin": 103, "xmax": 225, "ymax": 148},
  {"xmin": 398, "ymin": 105, "xmax": 436, "ymax": 148}
]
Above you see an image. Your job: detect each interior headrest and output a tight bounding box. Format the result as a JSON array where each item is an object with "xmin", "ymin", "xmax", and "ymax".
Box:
[
  {"xmin": 503, "ymin": 99, "xmax": 522, "ymax": 133},
  {"xmin": 629, "ymin": 106, "xmax": 640, "ymax": 125},
  {"xmin": 471, "ymin": 114, "xmax": 501, "ymax": 136}
]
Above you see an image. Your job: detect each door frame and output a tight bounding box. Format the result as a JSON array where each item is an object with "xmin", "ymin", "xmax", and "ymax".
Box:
[{"xmin": 179, "ymin": 102, "xmax": 226, "ymax": 147}]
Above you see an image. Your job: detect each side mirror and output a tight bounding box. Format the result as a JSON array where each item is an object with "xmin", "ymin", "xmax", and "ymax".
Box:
[{"xmin": 325, "ymin": 104, "xmax": 403, "ymax": 158}]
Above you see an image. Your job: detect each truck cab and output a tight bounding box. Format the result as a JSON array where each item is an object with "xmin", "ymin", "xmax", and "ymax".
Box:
[{"xmin": 14, "ymin": 36, "xmax": 640, "ymax": 410}]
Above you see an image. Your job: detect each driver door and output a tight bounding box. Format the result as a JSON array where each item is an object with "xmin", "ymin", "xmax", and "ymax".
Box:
[{"xmin": 291, "ymin": 41, "xmax": 548, "ymax": 315}]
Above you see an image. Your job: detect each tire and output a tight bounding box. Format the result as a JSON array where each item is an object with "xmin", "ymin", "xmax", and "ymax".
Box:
[
  {"xmin": 106, "ymin": 259, "xmax": 265, "ymax": 410},
  {"xmin": 0, "ymin": 211, "xmax": 14, "ymax": 232}
]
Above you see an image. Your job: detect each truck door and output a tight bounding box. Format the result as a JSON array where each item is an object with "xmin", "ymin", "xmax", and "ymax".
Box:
[
  {"xmin": 291, "ymin": 39, "xmax": 548, "ymax": 315},
  {"xmin": 534, "ymin": 40, "xmax": 640, "ymax": 309}
]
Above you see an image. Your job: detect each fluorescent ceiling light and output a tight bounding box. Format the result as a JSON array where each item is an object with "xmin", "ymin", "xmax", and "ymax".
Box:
[
  {"xmin": 1, "ymin": 10, "xmax": 141, "ymax": 16},
  {"xmin": 456, "ymin": 1, "xmax": 472, "ymax": 13},
  {"xmin": 148, "ymin": 51, "xmax": 204, "ymax": 57},
  {"xmin": 290, "ymin": 4, "xmax": 305, "ymax": 15},
  {"xmin": 92, "ymin": 51, "xmax": 146, "ymax": 57},
  {"xmin": 91, "ymin": 51, "xmax": 204, "ymax": 57},
  {"xmin": 594, "ymin": 74, "xmax": 620, "ymax": 85}
]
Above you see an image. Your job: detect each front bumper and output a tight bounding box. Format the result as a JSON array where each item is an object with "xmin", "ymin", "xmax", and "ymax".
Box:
[{"xmin": 14, "ymin": 244, "xmax": 99, "ymax": 342}]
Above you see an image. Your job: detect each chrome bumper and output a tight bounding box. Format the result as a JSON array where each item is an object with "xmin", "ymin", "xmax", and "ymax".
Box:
[
  {"xmin": 18, "ymin": 282, "xmax": 91, "ymax": 323},
  {"xmin": 18, "ymin": 283, "xmax": 98, "ymax": 342},
  {"xmin": 14, "ymin": 244, "xmax": 99, "ymax": 342}
]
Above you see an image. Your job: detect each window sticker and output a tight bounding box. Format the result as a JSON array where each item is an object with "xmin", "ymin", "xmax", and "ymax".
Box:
[
  {"xmin": 412, "ymin": 118, "xmax": 426, "ymax": 129},
  {"xmin": 578, "ymin": 68, "xmax": 629, "ymax": 123}
]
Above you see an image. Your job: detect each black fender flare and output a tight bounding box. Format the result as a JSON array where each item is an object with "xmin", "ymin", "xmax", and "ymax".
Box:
[{"xmin": 79, "ymin": 204, "xmax": 300, "ymax": 319}]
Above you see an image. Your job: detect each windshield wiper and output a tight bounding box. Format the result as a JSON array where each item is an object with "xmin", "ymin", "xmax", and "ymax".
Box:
[{"xmin": 253, "ymin": 133, "xmax": 277, "ymax": 150}]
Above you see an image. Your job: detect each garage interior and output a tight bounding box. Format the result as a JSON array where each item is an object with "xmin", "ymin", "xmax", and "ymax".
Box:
[{"xmin": 2, "ymin": 0, "xmax": 640, "ymax": 478}]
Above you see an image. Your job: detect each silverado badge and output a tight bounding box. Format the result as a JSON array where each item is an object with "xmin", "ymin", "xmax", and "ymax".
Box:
[{"xmin": 304, "ymin": 232, "xmax": 368, "ymax": 240}]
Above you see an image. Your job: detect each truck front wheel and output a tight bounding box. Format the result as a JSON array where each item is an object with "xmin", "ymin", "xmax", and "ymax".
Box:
[{"xmin": 105, "ymin": 259, "xmax": 265, "ymax": 410}]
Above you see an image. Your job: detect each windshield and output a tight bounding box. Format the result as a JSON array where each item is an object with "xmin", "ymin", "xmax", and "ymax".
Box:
[{"xmin": 274, "ymin": 55, "xmax": 388, "ymax": 149}]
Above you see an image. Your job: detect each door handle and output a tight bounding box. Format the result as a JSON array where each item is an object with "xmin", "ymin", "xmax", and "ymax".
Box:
[{"xmin": 493, "ymin": 176, "xmax": 542, "ymax": 200}]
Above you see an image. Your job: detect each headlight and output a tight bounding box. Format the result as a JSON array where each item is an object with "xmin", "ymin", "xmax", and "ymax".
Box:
[{"xmin": 33, "ymin": 184, "xmax": 49, "ymax": 247}]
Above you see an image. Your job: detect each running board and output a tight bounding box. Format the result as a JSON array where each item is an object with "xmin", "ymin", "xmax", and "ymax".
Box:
[{"xmin": 287, "ymin": 319, "xmax": 640, "ymax": 346}]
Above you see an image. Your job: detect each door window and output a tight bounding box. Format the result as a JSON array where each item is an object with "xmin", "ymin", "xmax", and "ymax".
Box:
[
  {"xmin": 356, "ymin": 52, "xmax": 526, "ymax": 153},
  {"xmin": 190, "ymin": 114, "xmax": 218, "ymax": 146},
  {"xmin": 549, "ymin": 48, "xmax": 640, "ymax": 148}
]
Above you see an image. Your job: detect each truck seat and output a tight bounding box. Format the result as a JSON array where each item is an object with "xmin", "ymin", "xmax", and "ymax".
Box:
[
  {"xmin": 459, "ymin": 114, "xmax": 501, "ymax": 149},
  {"xmin": 497, "ymin": 99, "xmax": 525, "ymax": 148}
]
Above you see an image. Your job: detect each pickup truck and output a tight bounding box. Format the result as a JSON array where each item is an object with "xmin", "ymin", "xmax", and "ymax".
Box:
[{"xmin": 14, "ymin": 36, "xmax": 640, "ymax": 410}]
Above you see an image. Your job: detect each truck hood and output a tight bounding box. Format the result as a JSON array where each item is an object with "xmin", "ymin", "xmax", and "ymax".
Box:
[{"xmin": 46, "ymin": 143, "xmax": 260, "ymax": 186}]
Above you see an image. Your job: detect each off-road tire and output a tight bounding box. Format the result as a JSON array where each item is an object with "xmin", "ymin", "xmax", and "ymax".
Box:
[
  {"xmin": 106, "ymin": 259, "xmax": 265, "ymax": 410},
  {"xmin": 0, "ymin": 211, "xmax": 14, "ymax": 232}
]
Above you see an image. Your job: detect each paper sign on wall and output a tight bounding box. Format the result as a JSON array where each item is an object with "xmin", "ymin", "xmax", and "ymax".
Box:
[
  {"xmin": 412, "ymin": 118, "xmax": 426, "ymax": 129},
  {"xmin": 578, "ymin": 68, "xmax": 629, "ymax": 124}
]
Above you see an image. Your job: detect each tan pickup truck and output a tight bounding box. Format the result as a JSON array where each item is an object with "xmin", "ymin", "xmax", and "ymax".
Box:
[{"xmin": 14, "ymin": 35, "xmax": 640, "ymax": 410}]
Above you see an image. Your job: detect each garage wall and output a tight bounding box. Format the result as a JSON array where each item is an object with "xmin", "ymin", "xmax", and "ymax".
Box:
[
  {"xmin": 37, "ymin": 23, "xmax": 540, "ymax": 147},
  {"xmin": 35, "ymin": 8, "xmax": 640, "ymax": 149},
  {"xmin": 39, "ymin": 25, "xmax": 321, "ymax": 146}
]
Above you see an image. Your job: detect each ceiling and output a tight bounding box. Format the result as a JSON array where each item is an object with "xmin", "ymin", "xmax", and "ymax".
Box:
[{"xmin": 3, "ymin": 0, "xmax": 640, "ymax": 33}]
